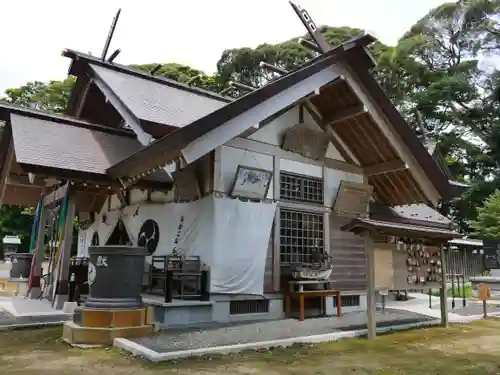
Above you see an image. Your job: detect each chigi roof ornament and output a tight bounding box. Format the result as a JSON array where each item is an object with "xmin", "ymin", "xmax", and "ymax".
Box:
[{"xmin": 101, "ymin": 9, "xmax": 121, "ymax": 61}]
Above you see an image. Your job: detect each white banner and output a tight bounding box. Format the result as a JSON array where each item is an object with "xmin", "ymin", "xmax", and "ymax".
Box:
[{"xmin": 83, "ymin": 196, "xmax": 276, "ymax": 295}]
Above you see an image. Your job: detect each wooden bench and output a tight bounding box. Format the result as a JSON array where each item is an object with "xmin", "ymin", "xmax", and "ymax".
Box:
[{"xmin": 285, "ymin": 281, "xmax": 342, "ymax": 321}]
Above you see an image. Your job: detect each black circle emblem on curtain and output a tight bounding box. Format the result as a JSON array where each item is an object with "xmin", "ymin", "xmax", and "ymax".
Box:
[
  {"xmin": 137, "ymin": 219, "xmax": 160, "ymax": 255},
  {"xmin": 91, "ymin": 232, "xmax": 100, "ymax": 246}
]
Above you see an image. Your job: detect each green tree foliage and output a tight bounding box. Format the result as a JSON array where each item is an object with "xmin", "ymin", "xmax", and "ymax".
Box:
[
  {"xmin": 129, "ymin": 63, "xmax": 223, "ymax": 92},
  {"xmin": 5, "ymin": 2, "xmax": 500, "ymax": 236},
  {"xmin": 3, "ymin": 79, "xmax": 76, "ymax": 114},
  {"xmin": 471, "ymin": 189, "xmax": 500, "ymax": 238}
]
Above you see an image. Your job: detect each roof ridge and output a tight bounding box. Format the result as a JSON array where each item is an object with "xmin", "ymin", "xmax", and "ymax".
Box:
[{"xmin": 62, "ymin": 49, "xmax": 233, "ymax": 104}]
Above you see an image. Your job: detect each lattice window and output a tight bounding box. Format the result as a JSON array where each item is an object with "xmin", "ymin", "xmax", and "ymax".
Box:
[
  {"xmin": 280, "ymin": 209, "xmax": 324, "ymax": 264},
  {"xmin": 333, "ymin": 295, "xmax": 360, "ymax": 308},
  {"xmin": 280, "ymin": 172, "xmax": 324, "ymax": 204}
]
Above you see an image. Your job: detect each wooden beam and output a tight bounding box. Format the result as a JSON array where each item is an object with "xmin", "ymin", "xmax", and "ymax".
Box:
[
  {"xmin": 7, "ymin": 175, "xmax": 47, "ymax": 187},
  {"xmin": 365, "ymin": 232, "xmax": 376, "ymax": 339},
  {"xmin": 364, "ymin": 159, "xmax": 407, "ymax": 176},
  {"xmin": 272, "ymin": 156, "xmax": 281, "ymax": 292},
  {"xmin": 439, "ymin": 244, "xmax": 449, "ymax": 327},
  {"xmin": 74, "ymin": 78, "xmax": 92, "ymax": 119},
  {"xmin": 341, "ymin": 66, "xmax": 441, "ymax": 206},
  {"xmin": 91, "ymin": 72, "xmax": 153, "ymax": 146},
  {"xmin": 324, "ymin": 104, "xmax": 366, "ymax": 127},
  {"xmin": 181, "ymin": 67, "xmax": 343, "ymax": 166},
  {"xmin": 0, "ymin": 141, "xmax": 14, "ymax": 206},
  {"xmin": 43, "ymin": 183, "xmax": 69, "ymax": 207},
  {"xmin": 225, "ymin": 137, "xmax": 363, "ymax": 175}
]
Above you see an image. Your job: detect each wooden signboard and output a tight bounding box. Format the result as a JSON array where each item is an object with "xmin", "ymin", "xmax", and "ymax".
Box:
[
  {"xmin": 374, "ymin": 244, "xmax": 395, "ymax": 290},
  {"xmin": 478, "ymin": 283, "xmax": 492, "ymax": 301},
  {"xmin": 333, "ymin": 181, "xmax": 373, "ymax": 217}
]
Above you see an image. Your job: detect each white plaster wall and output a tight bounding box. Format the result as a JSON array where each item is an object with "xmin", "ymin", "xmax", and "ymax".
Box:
[
  {"xmin": 218, "ymin": 146, "xmax": 274, "ymax": 199},
  {"xmin": 324, "ymin": 168, "xmax": 364, "ymax": 207},
  {"xmin": 280, "ymin": 158, "xmax": 323, "ymax": 178},
  {"xmin": 249, "ymin": 106, "xmax": 300, "ymax": 146},
  {"xmin": 325, "ymin": 143, "xmax": 345, "ymax": 161}
]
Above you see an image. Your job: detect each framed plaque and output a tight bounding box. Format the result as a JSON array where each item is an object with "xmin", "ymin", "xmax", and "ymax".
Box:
[{"xmin": 230, "ymin": 165, "xmax": 272, "ymax": 200}]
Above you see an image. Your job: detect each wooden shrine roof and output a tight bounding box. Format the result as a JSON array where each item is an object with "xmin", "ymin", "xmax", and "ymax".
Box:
[
  {"xmin": 63, "ymin": 49, "xmax": 231, "ymax": 134},
  {"xmin": 104, "ymin": 33, "xmax": 451, "ymax": 205},
  {"xmin": 0, "ymin": 103, "xmax": 172, "ymax": 190},
  {"xmin": 341, "ymin": 218, "xmax": 461, "ymax": 240}
]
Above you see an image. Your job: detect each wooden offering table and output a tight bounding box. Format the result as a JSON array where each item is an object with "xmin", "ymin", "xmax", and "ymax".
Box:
[{"xmin": 285, "ymin": 281, "xmax": 342, "ymax": 321}]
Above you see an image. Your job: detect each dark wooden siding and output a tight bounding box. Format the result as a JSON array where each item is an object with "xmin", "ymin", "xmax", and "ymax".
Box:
[{"xmin": 329, "ymin": 215, "xmax": 366, "ymax": 290}]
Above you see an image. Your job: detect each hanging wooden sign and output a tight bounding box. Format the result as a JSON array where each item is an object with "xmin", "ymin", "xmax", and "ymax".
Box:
[
  {"xmin": 282, "ymin": 123, "xmax": 329, "ymax": 160},
  {"xmin": 333, "ymin": 180, "xmax": 372, "ymax": 217}
]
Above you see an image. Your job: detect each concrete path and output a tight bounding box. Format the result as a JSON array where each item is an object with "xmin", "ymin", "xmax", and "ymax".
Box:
[
  {"xmin": 383, "ymin": 293, "xmax": 500, "ymax": 320},
  {"xmin": 115, "ymin": 308, "xmax": 437, "ymax": 361}
]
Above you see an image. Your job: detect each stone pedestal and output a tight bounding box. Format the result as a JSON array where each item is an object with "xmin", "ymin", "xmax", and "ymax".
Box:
[
  {"xmin": 63, "ymin": 245, "xmax": 153, "ymax": 346},
  {"xmin": 9, "ymin": 253, "xmax": 33, "ymax": 282},
  {"xmin": 62, "ymin": 307, "xmax": 154, "ymax": 346}
]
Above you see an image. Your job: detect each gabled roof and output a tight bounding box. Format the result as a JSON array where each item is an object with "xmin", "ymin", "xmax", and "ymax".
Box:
[
  {"xmin": 0, "ymin": 103, "xmax": 171, "ymax": 188},
  {"xmin": 89, "ymin": 64, "xmax": 228, "ymax": 128},
  {"xmin": 102, "ymin": 33, "xmax": 452, "ymax": 205},
  {"xmin": 106, "ymin": 35, "xmax": 376, "ymax": 175},
  {"xmin": 63, "ymin": 49, "xmax": 231, "ymax": 129}
]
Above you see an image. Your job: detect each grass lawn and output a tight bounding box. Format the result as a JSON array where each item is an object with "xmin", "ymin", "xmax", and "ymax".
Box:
[{"xmin": 3, "ymin": 320, "xmax": 500, "ymax": 374}]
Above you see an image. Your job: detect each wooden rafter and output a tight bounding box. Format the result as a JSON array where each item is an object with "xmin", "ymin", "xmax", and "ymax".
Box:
[
  {"xmin": 364, "ymin": 159, "xmax": 407, "ymax": 177},
  {"xmin": 324, "ymin": 104, "xmax": 366, "ymax": 127}
]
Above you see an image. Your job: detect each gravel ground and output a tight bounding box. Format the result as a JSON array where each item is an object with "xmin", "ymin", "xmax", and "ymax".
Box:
[{"xmin": 131, "ymin": 308, "xmax": 434, "ymax": 353}]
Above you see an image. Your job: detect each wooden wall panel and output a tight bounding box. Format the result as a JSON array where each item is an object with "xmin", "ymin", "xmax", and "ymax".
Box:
[
  {"xmin": 263, "ymin": 226, "xmax": 274, "ymax": 293},
  {"xmin": 329, "ymin": 215, "xmax": 366, "ymax": 290}
]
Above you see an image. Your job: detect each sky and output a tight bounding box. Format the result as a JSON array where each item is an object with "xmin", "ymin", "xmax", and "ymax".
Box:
[{"xmin": 0, "ymin": 0, "xmax": 449, "ymax": 95}]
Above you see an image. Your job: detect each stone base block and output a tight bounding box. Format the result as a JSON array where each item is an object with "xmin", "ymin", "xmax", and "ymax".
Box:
[
  {"xmin": 62, "ymin": 321, "xmax": 153, "ymax": 346},
  {"xmin": 75, "ymin": 307, "xmax": 152, "ymax": 328}
]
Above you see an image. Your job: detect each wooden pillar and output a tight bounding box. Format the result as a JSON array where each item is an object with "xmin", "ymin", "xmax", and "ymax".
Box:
[
  {"xmin": 272, "ymin": 155, "xmax": 281, "ymax": 291},
  {"xmin": 439, "ymin": 242, "xmax": 449, "ymax": 327},
  {"xmin": 28, "ymin": 207, "xmax": 48, "ymax": 299},
  {"xmin": 365, "ymin": 231, "xmax": 376, "ymax": 339},
  {"xmin": 0, "ymin": 140, "xmax": 14, "ymax": 206},
  {"xmin": 53, "ymin": 198, "xmax": 76, "ymax": 309}
]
